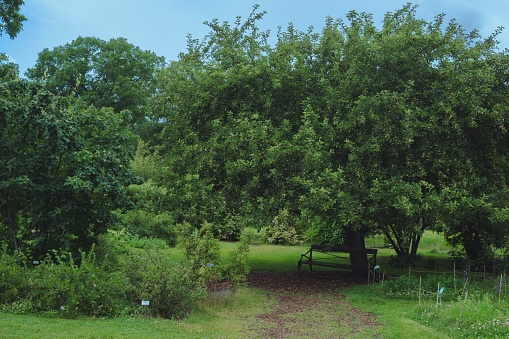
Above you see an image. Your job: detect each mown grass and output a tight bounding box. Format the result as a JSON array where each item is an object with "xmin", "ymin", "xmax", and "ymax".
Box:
[{"xmin": 2, "ymin": 230, "xmax": 508, "ymax": 338}]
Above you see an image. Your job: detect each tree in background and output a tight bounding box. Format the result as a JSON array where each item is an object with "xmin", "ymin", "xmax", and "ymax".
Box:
[
  {"xmin": 26, "ymin": 37, "xmax": 165, "ymax": 131},
  {"xmin": 0, "ymin": 0, "xmax": 26, "ymax": 39},
  {"xmin": 0, "ymin": 77, "xmax": 138, "ymax": 258}
]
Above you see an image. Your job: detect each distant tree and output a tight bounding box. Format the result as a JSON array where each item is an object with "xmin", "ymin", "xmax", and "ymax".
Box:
[
  {"xmin": 0, "ymin": 78, "xmax": 138, "ymax": 258},
  {"xmin": 0, "ymin": 0, "xmax": 26, "ymax": 39},
  {"xmin": 26, "ymin": 37, "xmax": 165, "ymax": 128}
]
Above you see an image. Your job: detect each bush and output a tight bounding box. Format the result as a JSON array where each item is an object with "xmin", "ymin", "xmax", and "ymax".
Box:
[
  {"xmin": 214, "ymin": 214, "xmax": 244, "ymax": 241},
  {"xmin": 0, "ymin": 243, "xmax": 206, "ymax": 319},
  {"xmin": 28, "ymin": 250, "xmax": 132, "ymax": 318},
  {"xmin": 123, "ymin": 249, "xmax": 205, "ymax": 318},
  {"xmin": 0, "ymin": 249, "xmax": 29, "ymax": 305},
  {"xmin": 176, "ymin": 221, "xmax": 220, "ymax": 277},
  {"xmin": 176, "ymin": 222, "xmax": 252, "ymax": 291},
  {"xmin": 122, "ymin": 209, "xmax": 176, "ymax": 245},
  {"xmin": 222, "ymin": 229, "xmax": 253, "ymax": 288},
  {"xmin": 261, "ymin": 209, "xmax": 302, "ymax": 245}
]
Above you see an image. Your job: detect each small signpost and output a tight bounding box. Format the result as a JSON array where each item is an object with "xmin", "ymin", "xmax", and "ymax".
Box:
[{"xmin": 141, "ymin": 300, "xmax": 150, "ymax": 316}]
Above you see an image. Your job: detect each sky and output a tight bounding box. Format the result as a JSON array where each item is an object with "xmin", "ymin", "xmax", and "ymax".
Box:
[{"xmin": 1, "ymin": 0, "xmax": 509, "ymax": 76}]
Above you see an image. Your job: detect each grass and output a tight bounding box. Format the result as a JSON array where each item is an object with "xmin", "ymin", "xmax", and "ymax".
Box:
[
  {"xmin": 346, "ymin": 288, "xmax": 451, "ymax": 339},
  {"xmin": 2, "ymin": 230, "xmax": 508, "ymax": 338},
  {"xmin": 0, "ymin": 287, "xmax": 270, "ymax": 339}
]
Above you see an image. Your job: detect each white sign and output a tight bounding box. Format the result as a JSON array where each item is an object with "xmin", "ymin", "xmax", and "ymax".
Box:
[{"xmin": 141, "ymin": 300, "xmax": 150, "ymax": 306}]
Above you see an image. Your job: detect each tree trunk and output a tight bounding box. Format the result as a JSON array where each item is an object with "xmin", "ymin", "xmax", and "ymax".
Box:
[
  {"xmin": 346, "ymin": 226, "xmax": 369, "ymax": 279},
  {"xmin": 5, "ymin": 201, "xmax": 20, "ymax": 251},
  {"xmin": 410, "ymin": 217, "xmax": 426, "ymax": 258}
]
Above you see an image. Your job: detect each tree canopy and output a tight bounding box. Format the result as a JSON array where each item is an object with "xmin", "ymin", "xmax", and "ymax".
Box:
[
  {"xmin": 0, "ymin": 77, "xmax": 138, "ymax": 258},
  {"xmin": 2, "ymin": 3, "xmax": 509, "ymax": 265},
  {"xmin": 26, "ymin": 37, "xmax": 166, "ymax": 128},
  {"xmin": 151, "ymin": 4, "xmax": 509, "ymax": 262},
  {"xmin": 0, "ymin": 0, "xmax": 26, "ymax": 39}
]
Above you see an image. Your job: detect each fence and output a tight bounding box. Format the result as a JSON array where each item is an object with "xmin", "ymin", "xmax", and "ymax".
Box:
[{"xmin": 367, "ymin": 258, "xmax": 509, "ymax": 305}]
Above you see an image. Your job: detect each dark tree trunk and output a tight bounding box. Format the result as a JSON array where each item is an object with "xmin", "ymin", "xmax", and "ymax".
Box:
[
  {"xmin": 346, "ymin": 226, "xmax": 369, "ymax": 279},
  {"xmin": 5, "ymin": 200, "xmax": 20, "ymax": 251}
]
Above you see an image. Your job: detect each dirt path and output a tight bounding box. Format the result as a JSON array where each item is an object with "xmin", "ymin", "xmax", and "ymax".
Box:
[{"xmin": 246, "ymin": 271, "xmax": 380, "ymax": 338}]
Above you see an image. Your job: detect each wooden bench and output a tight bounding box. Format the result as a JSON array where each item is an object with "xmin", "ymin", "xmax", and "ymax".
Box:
[{"xmin": 297, "ymin": 244, "xmax": 378, "ymax": 273}]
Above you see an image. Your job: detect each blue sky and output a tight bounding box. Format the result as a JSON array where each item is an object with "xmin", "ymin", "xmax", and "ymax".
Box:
[{"xmin": 2, "ymin": 0, "xmax": 509, "ymax": 75}]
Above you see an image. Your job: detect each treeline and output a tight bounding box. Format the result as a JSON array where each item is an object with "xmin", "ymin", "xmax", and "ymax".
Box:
[{"xmin": 2, "ymin": 4, "xmax": 509, "ymax": 262}]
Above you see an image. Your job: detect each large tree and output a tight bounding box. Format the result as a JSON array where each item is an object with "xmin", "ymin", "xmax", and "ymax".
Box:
[
  {"xmin": 290, "ymin": 5, "xmax": 509, "ymax": 260},
  {"xmin": 152, "ymin": 4, "xmax": 509, "ymax": 270},
  {"xmin": 26, "ymin": 37, "xmax": 165, "ymax": 129},
  {"xmin": 0, "ymin": 76, "xmax": 138, "ymax": 258}
]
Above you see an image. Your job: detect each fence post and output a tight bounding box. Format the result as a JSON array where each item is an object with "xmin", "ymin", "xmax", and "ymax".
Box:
[
  {"xmin": 499, "ymin": 274, "xmax": 503, "ymax": 302},
  {"xmin": 419, "ymin": 276, "xmax": 422, "ymax": 305},
  {"xmin": 436, "ymin": 283, "xmax": 440, "ymax": 311}
]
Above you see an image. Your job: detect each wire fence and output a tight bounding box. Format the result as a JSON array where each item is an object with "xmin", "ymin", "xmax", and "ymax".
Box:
[{"xmin": 367, "ymin": 258, "xmax": 509, "ymax": 305}]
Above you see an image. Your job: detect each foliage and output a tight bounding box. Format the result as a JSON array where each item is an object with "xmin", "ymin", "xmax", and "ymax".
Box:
[
  {"xmin": 0, "ymin": 240, "xmax": 205, "ymax": 319},
  {"xmin": 123, "ymin": 248, "xmax": 206, "ymax": 319},
  {"xmin": 0, "ymin": 78, "xmax": 138, "ymax": 258},
  {"xmin": 175, "ymin": 222, "xmax": 220, "ymax": 278},
  {"xmin": 0, "ymin": 249, "xmax": 131, "ymax": 318},
  {"xmin": 260, "ymin": 209, "xmax": 302, "ymax": 245},
  {"xmin": 0, "ymin": 52, "xmax": 18, "ymax": 78},
  {"xmin": 175, "ymin": 222, "xmax": 252, "ymax": 290},
  {"xmin": 0, "ymin": 0, "xmax": 26, "ymax": 39},
  {"xmin": 151, "ymin": 4, "xmax": 509, "ymax": 261},
  {"xmin": 214, "ymin": 214, "xmax": 244, "ymax": 241},
  {"xmin": 26, "ymin": 36, "xmax": 165, "ymax": 127},
  {"xmin": 120, "ymin": 178, "xmax": 176, "ymax": 245},
  {"xmin": 0, "ymin": 246, "xmax": 29, "ymax": 305},
  {"xmin": 121, "ymin": 210, "xmax": 175, "ymax": 245},
  {"xmin": 221, "ymin": 229, "xmax": 253, "ymax": 287},
  {"xmin": 444, "ymin": 193, "xmax": 509, "ymax": 261},
  {"xmin": 131, "ymin": 140, "xmax": 162, "ymax": 182}
]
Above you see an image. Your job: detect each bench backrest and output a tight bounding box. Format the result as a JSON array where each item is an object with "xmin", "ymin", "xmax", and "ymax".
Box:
[{"xmin": 310, "ymin": 244, "xmax": 377, "ymax": 255}]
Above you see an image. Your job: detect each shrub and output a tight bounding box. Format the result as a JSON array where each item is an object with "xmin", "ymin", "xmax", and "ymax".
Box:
[
  {"xmin": 28, "ymin": 250, "xmax": 132, "ymax": 318},
  {"xmin": 176, "ymin": 222, "xmax": 220, "ymax": 276},
  {"xmin": 261, "ymin": 209, "xmax": 302, "ymax": 245},
  {"xmin": 176, "ymin": 222, "xmax": 252, "ymax": 291},
  {"xmin": 0, "ymin": 249, "xmax": 29, "ymax": 305},
  {"xmin": 122, "ymin": 209, "xmax": 176, "ymax": 246},
  {"xmin": 214, "ymin": 214, "xmax": 244, "ymax": 241},
  {"xmin": 123, "ymin": 249, "xmax": 205, "ymax": 318},
  {"xmin": 0, "ymin": 242, "xmax": 206, "ymax": 319},
  {"xmin": 222, "ymin": 229, "xmax": 253, "ymax": 288}
]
